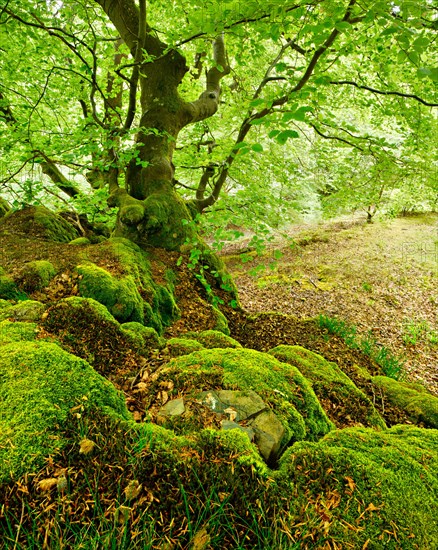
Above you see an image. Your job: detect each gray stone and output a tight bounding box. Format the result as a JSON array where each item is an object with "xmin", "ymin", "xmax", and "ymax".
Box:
[
  {"xmin": 248, "ymin": 411, "xmax": 286, "ymax": 462},
  {"xmin": 196, "ymin": 390, "xmax": 266, "ymax": 421},
  {"xmin": 158, "ymin": 398, "xmax": 185, "ymax": 418},
  {"xmin": 221, "ymin": 419, "xmax": 255, "ymax": 441}
]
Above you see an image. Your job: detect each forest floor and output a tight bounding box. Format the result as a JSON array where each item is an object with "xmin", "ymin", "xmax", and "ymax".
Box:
[{"xmin": 221, "ymin": 213, "xmax": 438, "ymax": 395}]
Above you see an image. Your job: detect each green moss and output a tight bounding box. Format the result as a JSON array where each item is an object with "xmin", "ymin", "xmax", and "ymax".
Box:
[
  {"xmin": 0, "ymin": 341, "xmax": 129, "ymax": 483},
  {"xmin": 0, "ymin": 300, "xmax": 46, "ymax": 322},
  {"xmin": 19, "ymin": 260, "xmax": 56, "ymax": 291},
  {"xmin": 192, "ymin": 330, "xmax": 242, "ymax": 349},
  {"xmin": 69, "ymin": 237, "xmax": 91, "ymax": 245},
  {"xmin": 165, "ymin": 337, "xmax": 205, "ymax": 357},
  {"xmin": 32, "ymin": 206, "xmax": 78, "ymax": 242},
  {"xmin": 0, "ymin": 197, "xmax": 10, "ymax": 218},
  {"xmin": 269, "ymin": 345, "xmax": 385, "ymax": 429},
  {"xmin": 105, "ymin": 238, "xmax": 180, "ymax": 333},
  {"xmin": 0, "ymin": 274, "xmax": 28, "ymax": 300},
  {"xmin": 0, "ymin": 320, "xmax": 38, "ymax": 345},
  {"xmin": 212, "ymin": 306, "xmax": 230, "ymax": 335},
  {"xmin": 372, "ymin": 376, "xmax": 438, "ymax": 428},
  {"xmin": 121, "ymin": 322, "xmax": 165, "ymax": 353},
  {"xmin": 0, "ymin": 299, "xmax": 10, "ymax": 308},
  {"xmin": 166, "ymin": 349, "xmax": 334, "ymax": 448},
  {"xmin": 278, "ymin": 426, "xmax": 438, "ymax": 548},
  {"xmin": 76, "ymin": 263, "xmax": 144, "ymax": 323}
]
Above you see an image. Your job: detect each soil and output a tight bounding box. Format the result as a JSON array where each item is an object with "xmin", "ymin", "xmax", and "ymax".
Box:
[{"xmin": 221, "ymin": 214, "xmax": 438, "ymax": 394}]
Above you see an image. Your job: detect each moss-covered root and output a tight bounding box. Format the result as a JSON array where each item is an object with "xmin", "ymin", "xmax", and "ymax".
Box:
[
  {"xmin": 278, "ymin": 426, "xmax": 438, "ymax": 549},
  {"xmin": 166, "ymin": 349, "xmax": 334, "ymax": 447},
  {"xmin": 269, "ymin": 345, "xmax": 386, "ymax": 429},
  {"xmin": 372, "ymin": 376, "xmax": 438, "ymax": 428},
  {"xmin": 0, "ymin": 341, "xmax": 129, "ymax": 483},
  {"xmin": 184, "ymin": 330, "xmax": 242, "ymax": 349}
]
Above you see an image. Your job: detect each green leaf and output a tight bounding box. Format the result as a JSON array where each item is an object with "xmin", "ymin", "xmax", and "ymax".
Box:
[
  {"xmin": 276, "ymin": 130, "xmax": 299, "ymax": 145},
  {"xmin": 251, "ymin": 143, "xmax": 264, "ymax": 153},
  {"xmin": 335, "ymin": 21, "xmax": 351, "ymax": 32}
]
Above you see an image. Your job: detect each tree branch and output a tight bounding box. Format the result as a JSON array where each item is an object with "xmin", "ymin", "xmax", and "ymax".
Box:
[{"xmin": 330, "ymin": 80, "xmax": 438, "ymax": 107}]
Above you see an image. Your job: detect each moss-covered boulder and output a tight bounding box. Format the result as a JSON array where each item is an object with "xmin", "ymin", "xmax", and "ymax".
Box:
[
  {"xmin": 278, "ymin": 426, "xmax": 438, "ymax": 549},
  {"xmin": 372, "ymin": 376, "xmax": 438, "ymax": 428},
  {"xmin": 0, "ymin": 341, "xmax": 129, "ymax": 483},
  {"xmin": 121, "ymin": 322, "xmax": 165, "ymax": 353},
  {"xmin": 165, "ymin": 337, "xmax": 205, "ymax": 357},
  {"xmin": 0, "ymin": 300, "xmax": 46, "ymax": 322},
  {"xmin": 18, "ymin": 260, "xmax": 57, "ymax": 292},
  {"xmin": 41, "ymin": 297, "xmax": 142, "ymax": 375},
  {"xmin": 149, "ymin": 349, "xmax": 334, "ymax": 454},
  {"xmin": 269, "ymin": 345, "xmax": 386, "ymax": 429},
  {"xmin": 0, "ymin": 320, "xmax": 38, "ymax": 346},
  {"xmin": 0, "ymin": 206, "xmax": 79, "ymax": 242}
]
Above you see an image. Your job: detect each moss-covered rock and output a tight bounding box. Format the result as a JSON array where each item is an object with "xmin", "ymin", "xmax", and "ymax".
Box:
[
  {"xmin": 371, "ymin": 376, "xmax": 438, "ymax": 428},
  {"xmin": 278, "ymin": 425, "xmax": 438, "ymax": 549},
  {"xmin": 157, "ymin": 349, "xmax": 334, "ymax": 451},
  {"xmin": 0, "ymin": 206, "xmax": 79, "ymax": 242},
  {"xmin": 269, "ymin": 345, "xmax": 385, "ymax": 429},
  {"xmin": 0, "ymin": 300, "xmax": 46, "ymax": 322},
  {"xmin": 0, "ymin": 341, "xmax": 129, "ymax": 483},
  {"xmin": 0, "ymin": 320, "xmax": 38, "ymax": 345},
  {"xmin": 76, "ymin": 263, "xmax": 144, "ymax": 323},
  {"xmin": 18, "ymin": 260, "xmax": 56, "ymax": 292},
  {"xmin": 165, "ymin": 337, "xmax": 205, "ymax": 357},
  {"xmin": 121, "ymin": 322, "xmax": 165, "ymax": 353},
  {"xmin": 212, "ymin": 306, "xmax": 230, "ymax": 335}
]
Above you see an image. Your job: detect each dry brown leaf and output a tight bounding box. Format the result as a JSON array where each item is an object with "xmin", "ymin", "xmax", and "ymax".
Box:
[
  {"xmin": 191, "ymin": 526, "xmax": 211, "ymax": 550},
  {"xmin": 38, "ymin": 478, "xmax": 58, "ymax": 491},
  {"xmin": 124, "ymin": 480, "xmax": 142, "ymax": 501},
  {"xmin": 345, "ymin": 476, "xmax": 356, "ymax": 492},
  {"xmin": 362, "ymin": 540, "xmax": 370, "ymax": 549},
  {"xmin": 133, "ymin": 410, "xmax": 143, "ymax": 422},
  {"xmin": 79, "ymin": 438, "xmax": 96, "ymax": 454}
]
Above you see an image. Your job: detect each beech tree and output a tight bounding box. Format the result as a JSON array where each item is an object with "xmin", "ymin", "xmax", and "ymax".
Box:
[{"xmin": 0, "ymin": 0, "xmax": 436, "ymax": 250}]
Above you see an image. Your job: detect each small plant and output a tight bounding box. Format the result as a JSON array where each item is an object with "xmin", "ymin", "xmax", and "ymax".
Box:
[
  {"xmin": 402, "ymin": 319, "xmax": 437, "ymax": 346},
  {"xmin": 317, "ymin": 315, "xmax": 405, "ymax": 380},
  {"xmin": 361, "ymin": 281, "xmax": 373, "ymax": 292}
]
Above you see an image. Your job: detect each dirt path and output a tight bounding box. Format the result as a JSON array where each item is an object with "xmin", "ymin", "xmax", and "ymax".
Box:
[{"xmin": 222, "ymin": 214, "xmax": 438, "ymax": 393}]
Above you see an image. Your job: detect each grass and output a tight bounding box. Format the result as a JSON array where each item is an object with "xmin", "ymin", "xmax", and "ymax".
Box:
[
  {"xmin": 316, "ymin": 315, "xmax": 405, "ymax": 380},
  {"xmin": 402, "ymin": 319, "xmax": 438, "ymax": 346}
]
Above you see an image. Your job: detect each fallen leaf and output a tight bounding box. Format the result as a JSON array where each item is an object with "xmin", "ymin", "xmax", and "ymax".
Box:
[
  {"xmin": 79, "ymin": 438, "xmax": 96, "ymax": 454},
  {"xmin": 124, "ymin": 480, "xmax": 142, "ymax": 501},
  {"xmin": 345, "ymin": 476, "xmax": 356, "ymax": 492},
  {"xmin": 191, "ymin": 526, "xmax": 211, "ymax": 550},
  {"xmin": 38, "ymin": 478, "xmax": 58, "ymax": 491}
]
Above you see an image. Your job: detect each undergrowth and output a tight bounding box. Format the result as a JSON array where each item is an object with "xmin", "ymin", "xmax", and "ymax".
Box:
[{"xmin": 317, "ymin": 315, "xmax": 405, "ymax": 380}]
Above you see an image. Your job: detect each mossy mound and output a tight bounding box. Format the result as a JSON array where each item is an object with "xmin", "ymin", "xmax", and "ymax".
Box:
[
  {"xmin": 0, "ymin": 197, "xmax": 10, "ymax": 218},
  {"xmin": 165, "ymin": 337, "xmax": 205, "ymax": 357},
  {"xmin": 0, "ymin": 300, "xmax": 46, "ymax": 322},
  {"xmin": 193, "ymin": 329, "xmax": 242, "ymax": 349},
  {"xmin": 0, "ymin": 206, "xmax": 78, "ymax": 242},
  {"xmin": 0, "ymin": 320, "xmax": 38, "ymax": 345},
  {"xmin": 121, "ymin": 322, "xmax": 165, "ymax": 353},
  {"xmin": 278, "ymin": 425, "xmax": 438, "ymax": 548},
  {"xmin": 269, "ymin": 345, "xmax": 386, "ymax": 429},
  {"xmin": 41, "ymin": 297, "xmax": 142, "ymax": 374},
  {"xmin": 150, "ymin": 349, "xmax": 334, "ymax": 448},
  {"xmin": 17, "ymin": 260, "xmax": 57, "ymax": 292},
  {"xmin": 76, "ymin": 263, "xmax": 145, "ymax": 323},
  {"xmin": 372, "ymin": 376, "xmax": 438, "ymax": 428},
  {"xmin": 0, "ymin": 341, "xmax": 129, "ymax": 483}
]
